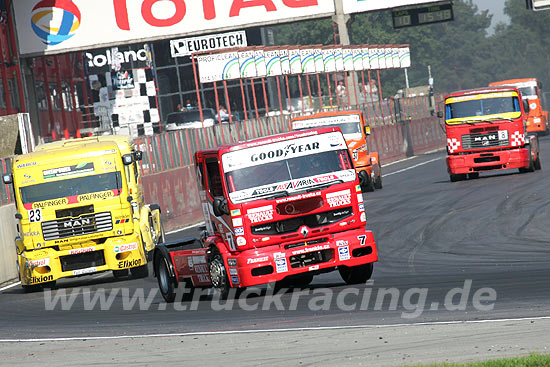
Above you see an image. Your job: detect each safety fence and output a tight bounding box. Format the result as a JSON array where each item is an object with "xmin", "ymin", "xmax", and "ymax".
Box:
[{"xmin": 1, "ymin": 94, "xmax": 445, "ymax": 229}]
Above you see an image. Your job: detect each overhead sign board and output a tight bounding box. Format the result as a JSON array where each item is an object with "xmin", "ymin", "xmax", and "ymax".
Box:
[
  {"xmin": 392, "ymin": 2, "xmax": 454, "ymax": 28},
  {"xmin": 528, "ymin": 0, "xmax": 550, "ymax": 10},
  {"xmin": 343, "ymin": 0, "xmax": 443, "ymax": 14},
  {"xmin": 170, "ymin": 31, "xmax": 247, "ymax": 57},
  {"xmin": 14, "ymin": 0, "xmax": 335, "ymax": 56}
]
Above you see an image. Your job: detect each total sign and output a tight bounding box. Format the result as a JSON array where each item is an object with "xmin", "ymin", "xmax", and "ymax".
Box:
[{"xmin": 15, "ymin": 0, "xmax": 335, "ymax": 57}]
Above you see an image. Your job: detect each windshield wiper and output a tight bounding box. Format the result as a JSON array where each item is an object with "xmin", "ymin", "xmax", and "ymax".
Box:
[
  {"xmin": 304, "ymin": 179, "xmax": 344, "ymax": 193},
  {"xmin": 252, "ymin": 190, "xmax": 289, "ymax": 200}
]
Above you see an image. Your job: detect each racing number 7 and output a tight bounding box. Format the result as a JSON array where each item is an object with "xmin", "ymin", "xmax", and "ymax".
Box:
[{"xmin": 357, "ymin": 235, "xmax": 366, "ymax": 246}]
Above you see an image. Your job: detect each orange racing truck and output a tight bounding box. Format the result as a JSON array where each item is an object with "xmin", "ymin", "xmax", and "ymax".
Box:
[
  {"xmin": 290, "ymin": 110, "xmax": 382, "ymax": 192},
  {"xmin": 489, "ymin": 78, "xmax": 549, "ymax": 134},
  {"xmin": 152, "ymin": 127, "xmax": 378, "ymax": 302},
  {"xmin": 2, "ymin": 136, "xmax": 164, "ymax": 292},
  {"xmin": 441, "ymin": 86, "xmax": 541, "ymax": 182}
]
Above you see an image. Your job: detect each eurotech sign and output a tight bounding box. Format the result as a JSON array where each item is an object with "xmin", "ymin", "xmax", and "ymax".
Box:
[{"xmin": 14, "ymin": 0, "xmax": 336, "ymax": 56}]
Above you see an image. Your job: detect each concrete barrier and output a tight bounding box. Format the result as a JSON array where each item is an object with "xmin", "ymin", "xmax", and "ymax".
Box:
[{"xmin": 0, "ymin": 204, "xmax": 18, "ymax": 286}]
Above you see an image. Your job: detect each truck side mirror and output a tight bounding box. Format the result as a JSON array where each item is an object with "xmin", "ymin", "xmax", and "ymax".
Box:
[
  {"xmin": 436, "ymin": 111, "xmax": 444, "ymax": 119},
  {"xmin": 134, "ymin": 151, "xmax": 143, "ymax": 161},
  {"xmin": 364, "ymin": 125, "xmax": 371, "ymax": 135},
  {"xmin": 523, "ymin": 99, "xmax": 530, "ymax": 113},
  {"xmin": 213, "ymin": 197, "xmax": 229, "ymax": 217},
  {"xmin": 122, "ymin": 154, "xmax": 133, "ymax": 165},
  {"xmin": 2, "ymin": 173, "xmax": 13, "ymax": 184}
]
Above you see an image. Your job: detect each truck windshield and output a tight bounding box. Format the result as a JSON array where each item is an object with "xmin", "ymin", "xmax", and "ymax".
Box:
[
  {"xmin": 445, "ymin": 93, "xmax": 521, "ymax": 124},
  {"xmin": 519, "ymin": 86, "xmax": 537, "ymax": 98},
  {"xmin": 20, "ymin": 172, "xmax": 122, "ymax": 204},
  {"xmin": 293, "ymin": 114, "xmax": 362, "ymax": 135},
  {"xmin": 222, "ymin": 132, "xmax": 356, "ymax": 204}
]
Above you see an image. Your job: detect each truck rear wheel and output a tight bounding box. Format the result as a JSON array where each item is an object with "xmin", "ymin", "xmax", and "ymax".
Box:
[
  {"xmin": 535, "ymin": 152, "xmax": 542, "ymax": 170},
  {"xmin": 156, "ymin": 255, "xmax": 176, "ymax": 303},
  {"xmin": 209, "ymin": 250, "xmax": 230, "ymax": 299},
  {"xmin": 338, "ymin": 263, "xmax": 374, "ymax": 284},
  {"xmin": 519, "ymin": 146, "xmax": 535, "ymax": 173}
]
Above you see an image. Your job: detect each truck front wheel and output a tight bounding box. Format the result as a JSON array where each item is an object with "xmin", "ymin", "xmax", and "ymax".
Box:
[
  {"xmin": 338, "ymin": 263, "xmax": 374, "ymax": 284},
  {"xmin": 374, "ymin": 163, "xmax": 383, "ymax": 189},
  {"xmin": 209, "ymin": 250, "xmax": 230, "ymax": 299},
  {"xmin": 130, "ymin": 263, "xmax": 149, "ymax": 279},
  {"xmin": 450, "ymin": 174, "xmax": 466, "ymax": 182}
]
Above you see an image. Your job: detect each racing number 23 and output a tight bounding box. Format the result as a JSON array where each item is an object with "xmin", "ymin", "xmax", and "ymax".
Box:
[{"xmin": 28, "ymin": 209, "xmax": 42, "ymax": 223}]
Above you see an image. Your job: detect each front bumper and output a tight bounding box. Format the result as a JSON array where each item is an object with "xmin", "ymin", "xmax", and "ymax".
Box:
[
  {"xmin": 225, "ymin": 227, "xmax": 377, "ymax": 287},
  {"xmin": 19, "ymin": 233, "xmax": 146, "ymax": 286},
  {"xmin": 447, "ymin": 148, "xmax": 529, "ymax": 175}
]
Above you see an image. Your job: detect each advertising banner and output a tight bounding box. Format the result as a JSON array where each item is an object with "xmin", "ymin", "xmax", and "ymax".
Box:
[
  {"xmin": 14, "ymin": 0, "xmax": 335, "ymax": 56},
  {"xmin": 300, "ymin": 49, "xmax": 316, "ymax": 74},
  {"xmin": 170, "ymin": 31, "xmax": 247, "ymax": 57},
  {"xmin": 279, "ymin": 49, "xmax": 291, "ymax": 75},
  {"xmin": 314, "ymin": 48, "xmax": 325, "ymax": 73},
  {"xmin": 334, "ymin": 48, "xmax": 344, "ymax": 72},
  {"xmin": 289, "ymin": 48, "xmax": 302, "ymax": 75},
  {"xmin": 265, "ymin": 49, "xmax": 282, "ymax": 77},
  {"xmin": 322, "ymin": 48, "xmax": 336, "ymax": 73},
  {"xmin": 362, "ymin": 47, "xmax": 371, "ymax": 70},
  {"xmin": 238, "ymin": 50, "xmax": 257, "ymax": 78},
  {"xmin": 254, "ymin": 49, "xmax": 267, "ymax": 77},
  {"xmin": 399, "ymin": 46, "xmax": 411, "ymax": 68},
  {"xmin": 198, "ymin": 51, "xmax": 239, "ymax": 83},
  {"xmin": 369, "ymin": 48, "xmax": 379, "ymax": 70},
  {"xmin": 342, "ymin": 47, "xmax": 354, "ymax": 71},
  {"xmin": 352, "ymin": 47, "xmax": 364, "ymax": 71}
]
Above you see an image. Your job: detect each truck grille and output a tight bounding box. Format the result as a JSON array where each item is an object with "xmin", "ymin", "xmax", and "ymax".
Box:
[
  {"xmin": 461, "ymin": 131, "xmax": 509, "ymax": 150},
  {"xmin": 42, "ymin": 212, "xmax": 113, "ymax": 241},
  {"xmin": 60, "ymin": 250, "xmax": 106, "ymax": 272},
  {"xmin": 251, "ymin": 207, "xmax": 353, "ymax": 236}
]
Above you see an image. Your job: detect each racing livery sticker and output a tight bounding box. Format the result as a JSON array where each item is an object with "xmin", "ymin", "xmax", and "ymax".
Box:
[
  {"xmin": 68, "ymin": 246, "xmax": 95, "ymax": 255},
  {"xmin": 275, "ymin": 258, "xmax": 288, "ymax": 273},
  {"xmin": 326, "ymin": 189, "xmax": 351, "ymax": 208},
  {"xmin": 113, "ymin": 242, "xmax": 138, "ymax": 253},
  {"xmin": 43, "ymin": 162, "xmax": 95, "ymax": 180},
  {"xmin": 247, "ymin": 205, "xmax": 274, "ymax": 223},
  {"xmin": 338, "ymin": 246, "xmax": 351, "ymax": 261}
]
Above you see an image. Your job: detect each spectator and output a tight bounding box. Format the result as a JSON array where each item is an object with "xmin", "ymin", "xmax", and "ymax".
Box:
[
  {"xmin": 185, "ymin": 99, "xmax": 194, "ymax": 109},
  {"xmin": 176, "ymin": 103, "xmax": 184, "ymax": 112},
  {"xmin": 365, "ymin": 79, "xmax": 379, "ymax": 102},
  {"xmin": 219, "ymin": 106, "xmax": 229, "ymax": 122},
  {"xmin": 337, "ymin": 80, "xmax": 346, "ymax": 99}
]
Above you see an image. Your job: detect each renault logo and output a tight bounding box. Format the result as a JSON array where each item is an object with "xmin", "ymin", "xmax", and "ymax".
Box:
[{"xmin": 299, "ymin": 226, "xmax": 309, "ymax": 238}]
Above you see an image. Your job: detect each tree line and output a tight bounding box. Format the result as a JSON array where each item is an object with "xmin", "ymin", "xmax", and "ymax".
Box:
[{"xmin": 273, "ymin": 0, "xmax": 550, "ymax": 100}]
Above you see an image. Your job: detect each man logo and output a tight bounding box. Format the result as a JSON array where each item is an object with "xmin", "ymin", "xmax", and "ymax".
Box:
[{"xmin": 31, "ymin": 0, "xmax": 81, "ymax": 46}]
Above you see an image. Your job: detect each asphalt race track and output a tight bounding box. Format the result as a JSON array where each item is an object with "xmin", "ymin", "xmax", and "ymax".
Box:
[{"xmin": 2, "ymin": 138, "xmax": 550, "ymax": 366}]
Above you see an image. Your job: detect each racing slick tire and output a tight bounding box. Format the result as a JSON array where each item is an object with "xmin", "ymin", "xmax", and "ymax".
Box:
[
  {"xmin": 21, "ymin": 284, "xmax": 41, "ymax": 293},
  {"xmin": 156, "ymin": 254, "xmax": 176, "ymax": 303},
  {"xmin": 450, "ymin": 174, "xmax": 466, "ymax": 182},
  {"xmin": 535, "ymin": 152, "xmax": 542, "ymax": 170},
  {"xmin": 130, "ymin": 263, "xmax": 150, "ymax": 279},
  {"xmin": 468, "ymin": 172, "xmax": 479, "ymax": 179},
  {"xmin": 338, "ymin": 262, "xmax": 374, "ymax": 285},
  {"xmin": 113, "ymin": 269, "xmax": 129, "ymax": 279},
  {"xmin": 519, "ymin": 146, "xmax": 535, "ymax": 173},
  {"xmin": 276, "ymin": 272, "xmax": 314, "ymax": 290},
  {"xmin": 209, "ymin": 249, "xmax": 231, "ymax": 299},
  {"xmin": 374, "ymin": 163, "xmax": 383, "ymax": 189}
]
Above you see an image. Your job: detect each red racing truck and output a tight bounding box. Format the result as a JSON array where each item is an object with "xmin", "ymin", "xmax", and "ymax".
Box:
[
  {"xmin": 441, "ymin": 87, "xmax": 541, "ymax": 182},
  {"xmin": 153, "ymin": 127, "xmax": 378, "ymax": 301}
]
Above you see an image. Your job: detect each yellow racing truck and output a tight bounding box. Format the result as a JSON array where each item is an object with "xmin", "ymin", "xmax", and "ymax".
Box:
[{"xmin": 2, "ymin": 136, "xmax": 163, "ymax": 292}]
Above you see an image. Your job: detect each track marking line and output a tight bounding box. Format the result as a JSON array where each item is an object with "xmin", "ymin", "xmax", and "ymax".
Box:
[
  {"xmin": 0, "ymin": 281, "xmax": 20, "ymax": 292},
  {"xmin": 382, "ymin": 157, "xmax": 443, "ymax": 178},
  {"xmin": 2, "ymin": 315, "xmax": 550, "ymax": 343},
  {"xmin": 166, "ymin": 222, "xmax": 205, "ymax": 235}
]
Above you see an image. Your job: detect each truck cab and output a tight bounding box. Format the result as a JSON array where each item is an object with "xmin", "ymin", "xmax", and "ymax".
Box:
[
  {"xmin": 290, "ymin": 111, "xmax": 382, "ymax": 192},
  {"xmin": 153, "ymin": 128, "xmax": 378, "ymax": 302},
  {"xmin": 2, "ymin": 136, "xmax": 163, "ymax": 291},
  {"xmin": 489, "ymin": 78, "xmax": 549, "ymax": 134},
  {"xmin": 443, "ymin": 87, "xmax": 541, "ymax": 181}
]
